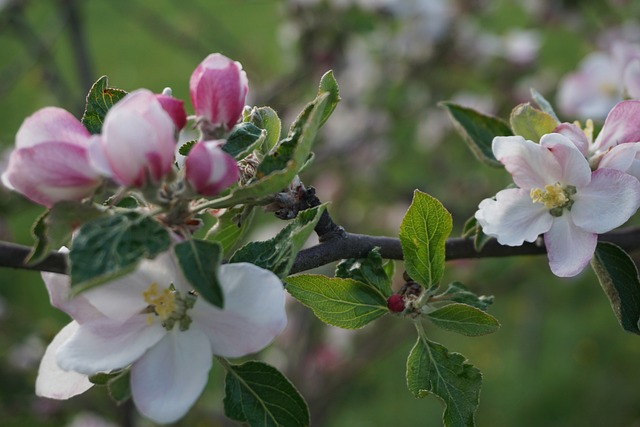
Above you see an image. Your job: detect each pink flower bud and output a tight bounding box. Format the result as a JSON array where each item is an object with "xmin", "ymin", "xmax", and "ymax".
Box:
[
  {"xmin": 189, "ymin": 53, "xmax": 249, "ymax": 135},
  {"xmin": 90, "ymin": 89, "xmax": 177, "ymax": 187},
  {"xmin": 2, "ymin": 107, "xmax": 101, "ymax": 207},
  {"xmin": 156, "ymin": 90, "xmax": 187, "ymax": 131},
  {"xmin": 184, "ymin": 140, "xmax": 239, "ymax": 196},
  {"xmin": 386, "ymin": 294, "xmax": 405, "ymax": 313}
]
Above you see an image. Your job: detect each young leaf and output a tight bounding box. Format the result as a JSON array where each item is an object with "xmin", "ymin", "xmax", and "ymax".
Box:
[
  {"xmin": 230, "ymin": 205, "xmax": 325, "ymax": 278},
  {"xmin": 509, "ymin": 103, "xmax": 559, "ymax": 142},
  {"xmin": 439, "ymin": 102, "xmax": 512, "ymax": 167},
  {"xmin": 224, "ymin": 122, "xmax": 266, "ymax": 159},
  {"xmin": 591, "ymin": 242, "xmax": 640, "ymax": 335},
  {"xmin": 399, "ymin": 190, "xmax": 452, "ymax": 289},
  {"xmin": 407, "ymin": 335, "xmax": 482, "ymax": 427},
  {"xmin": 426, "ymin": 303, "xmax": 499, "ymax": 336},
  {"xmin": 439, "ymin": 282, "xmax": 494, "ymax": 312},
  {"xmin": 205, "ymin": 205, "xmax": 255, "ymax": 256},
  {"xmin": 223, "ymin": 360, "xmax": 310, "ymax": 427},
  {"xmin": 335, "ymin": 247, "xmax": 393, "ymax": 296},
  {"xmin": 81, "ymin": 76, "xmax": 127, "ymax": 134},
  {"xmin": 530, "ymin": 88, "xmax": 560, "ymax": 122},
  {"xmin": 285, "ymin": 274, "xmax": 388, "ymax": 329},
  {"xmin": 248, "ymin": 106, "xmax": 282, "ymax": 153},
  {"xmin": 107, "ymin": 370, "xmax": 131, "ymax": 405},
  {"xmin": 173, "ymin": 239, "xmax": 224, "ymax": 308},
  {"xmin": 317, "ymin": 70, "xmax": 341, "ymax": 126},
  {"xmin": 69, "ymin": 212, "xmax": 170, "ymax": 294}
]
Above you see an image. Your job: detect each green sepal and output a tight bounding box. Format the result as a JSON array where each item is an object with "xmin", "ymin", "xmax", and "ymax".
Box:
[
  {"xmin": 230, "ymin": 205, "xmax": 325, "ymax": 278},
  {"xmin": 178, "ymin": 139, "xmax": 198, "ymax": 156},
  {"xmin": 399, "ymin": 190, "xmax": 452, "ymax": 289},
  {"xmin": 461, "ymin": 216, "xmax": 492, "ymax": 252},
  {"xmin": 335, "ymin": 247, "xmax": 393, "ymax": 297},
  {"xmin": 425, "ymin": 303, "xmax": 500, "ymax": 336},
  {"xmin": 224, "ymin": 122, "xmax": 267, "ymax": 159},
  {"xmin": 509, "ymin": 102, "xmax": 559, "ymax": 142},
  {"xmin": 81, "ymin": 76, "xmax": 127, "ymax": 134},
  {"xmin": 591, "ymin": 242, "xmax": 640, "ymax": 335},
  {"xmin": 69, "ymin": 212, "xmax": 171, "ymax": 294},
  {"xmin": 222, "ymin": 359, "xmax": 310, "ymax": 427},
  {"xmin": 439, "ymin": 101, "xmax": 512, "ymax": 167},
  {"xmin": 89, "ymin": 371, "xmax": 122, "ymax": 385},
  {"xmin": 173, "ymin": 239, "xmax": 224, "ymax": 308},
  {"xmin": 106, "ymin": 370, "xmax": 131, "ymax": 405},
  {"xmin": 285, "ymin": 274, "xmax": 388, "ymax": 329},
  {"xmin": 530, "ymin": 88, "xmax": 560, "ymax": 122}
]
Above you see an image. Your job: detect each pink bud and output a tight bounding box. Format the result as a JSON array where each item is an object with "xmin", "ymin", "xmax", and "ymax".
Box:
[
  {"xmin": 2, "ymin": 107, "xmax": 101, "ymax": 207},
  {"xmin": 156, "ymin": 91, "xmax": 187, "ymax": 131},
  {"xmin": 90, "ymin": 89, "xmax": 177, "ymax": 187},
  {"xmin": 386, "ymin": 294, "xmax": 405, "ymax": 313},
  {"xmin": 184, "ymin": 140, "xmax": 240, "ymax": 196},
  {"xmin": 189, "ymin": 53, "xmax": 249, "ymax": 134}
]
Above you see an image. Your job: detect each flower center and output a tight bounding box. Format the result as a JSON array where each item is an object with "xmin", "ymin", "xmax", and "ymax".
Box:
[
  {"xmin": 142, "ymin": 282, "xmax": 197, "ymax": 331},
  {"xmin": 530, "ymin": 183, "xmax": 576, "ymax": 217}
]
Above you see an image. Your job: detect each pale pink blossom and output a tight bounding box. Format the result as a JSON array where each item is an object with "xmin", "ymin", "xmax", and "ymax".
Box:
[
  {"xmin": 184, "ymin": 140, "xmax": 239, "ymax": 196},
  {"xmin": 156, "ymin": 89, "xmax": 187, "ymax": 131},
  {"xmin": 36, "ymin": 252, "xmax": 287, "ymax": 424},
  {"xmin": 475, "ymin": 134, "xmax": 640, "ymax": 277},
  {"xmin": 89, "ymin": 89, "xmax": 177, "ymax": 187},
  {"xmin": 190, "ymin": 53, "xmax": 248, "ymax": 135},
  {"xmin": 1, "ymin": 107, "xmax": 101, "ymax": 207}
]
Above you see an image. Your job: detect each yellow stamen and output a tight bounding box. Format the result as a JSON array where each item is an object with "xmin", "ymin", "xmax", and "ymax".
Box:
[
  {"xmin": 530, "ymin": 183, "xmax": 569, "ymax": 209},
  {"xmin": 142, "ymin": 282, "xmax": 176, "ymax": 321}
]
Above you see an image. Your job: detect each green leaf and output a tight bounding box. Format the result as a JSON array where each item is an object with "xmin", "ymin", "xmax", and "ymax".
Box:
[
  {"xmin": 81, "ymin": 76, "xmax": 127, "ymax": 134},
  {"xmin": 317, "ymin": 70, "xmax": 341, "ymax": 126},
  {"xmin": 69, "ymin": 212, "xmax": 170, "ymax": 294},
  {"xmin": 178, "ymin": 139, "xmax": 197, "ymax": 156},
  {"xmin": 407, "ymin": 335, "xmax": 481, "ymax": 427},
  {"xmin": 530, "ymin": 88, "xmax": 560, "ymax": 122},
  {"xmin": 591, "ymin": 242, "xmax": 640, "ymax": 335},
  {"xmin": 335, "ymin": 247, "xmax": 393, "ymax": 296},
  {"xmin": 460, "ymin": 217, "xmax": 492, "ymax": 252},
  {"xmin": 224, "ymin": 123, "xmax": 267, "ymax": 159},
  {"xmin": 174, "ymin": 239, "xmax": 224, "ymax": 308},
  {"xmin": 439, "ymin": 282, "xmax": 494, "ymax": 312},
  {"xmin": 285, "ymin": 274, "xmax": 388, "ymax": 329},
  {"xmin": 399, "ymin": 190, "xmax": 452, "ymax": 289},
  {"xmin": 439, "ymin": 101, "xmax": 512, "ymax": 167},
  {"xmin": 426, "ymin": 303, "xmax": 499, "ymax": 336},
  {"xmin": 205, "ymin": 205, "xmax": 255, "ymax": 256},
  {"xmin": 230, "ymin": 205, "xmax": 325, "ymax": 278},
  {"xmin": 248, "ymin": 106, "xmax": 282, "ymax": 153},
  {"xmin": 223, "ymin": 360, "xmax": 310, "ymax": 427},
  {"xmin": 509, "ymin": 103, "xmax": 559, "ymax": 142},
  {"xmin": 107, "ymin": 370, "xmax": 131, "ymax": 405}
]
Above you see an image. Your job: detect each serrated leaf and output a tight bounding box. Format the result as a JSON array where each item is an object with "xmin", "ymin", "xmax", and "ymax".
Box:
[
  {"xmin": 591, "ymin": 242, "xmax": 640, "ymax": 335},
  {"xmin": 509, "ymin": 103, "xmax": 559, "ymax": 142},
  {"xmin": 248, "ymin": 106, "xmax": 281, "ymax": 153},
  {"xmin": 335, "ymin": 247, "xmax": 393, "ymax": 296},
  {"xmin": 230, "ymin": 205, "xmax": 325, "ymax": 278},
  {"xmin": 205, "ymin": 205, "xmax": 255, "ymax": 255},
  {"xmin": 224, "ymin": 122, "xmax": 266, "ymax": 159},
  {"xmin": 530, "ymin": 88, "xmax": 560, "ymax": 122},
  {"xmin": 174, "ymin": 239, "xmax": 223, "ymax": 308},
  {"xmin": 440, "ymin": 282, "xmax": 494, "ymax": 312},
  {"xmin": 81, "ymin": 76, "xmax": 127, "ymax": 134},
  {"xmin": 285, "ymin": 274, "xmax": 388, "ymax": 329},
  {"xmin": 407, "ymin": 335, "xmax": 481, "ymax": 427},
  {"xmin": 399, "ymin": 190, "xmax": 452, "ymax": 289},
  {"xmin": 107, "ymin": 370, "xmax": 131, "ymax": 405},
  {"xmin": 440, "ymin": 102, "xmax": 512, "ymax": 167},
  {"xmin": 223, "ymin": 360, "xmax": 309, "ymax": 427},
  {"xmin": 69, "ymin": 212, "xmax": 170, "ymax": 294},
  {"xmin": 178, "ymin": 139, "xmax": 197, "ymax": 156},
  {"xmin": 426, "ymin": 303, "xmax": 499, "ymax": 336},
  {"xmin": 317, "ymin": 70, "xmax": 340, "ymax": 126}
]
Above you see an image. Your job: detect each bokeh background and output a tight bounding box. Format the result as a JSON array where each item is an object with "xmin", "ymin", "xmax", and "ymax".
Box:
[{"xmin": 2, "ymin": 0, "xmax": 640, "ymax": 426}]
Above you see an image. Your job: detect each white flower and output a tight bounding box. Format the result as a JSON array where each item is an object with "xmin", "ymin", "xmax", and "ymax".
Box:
[
  {"xmin": 36, "ymin": 252, "xmax": 287, "ymax": 424},
  {"xmin": 475, "ymin": 134, "xmax": 640, "ymax": 277}
]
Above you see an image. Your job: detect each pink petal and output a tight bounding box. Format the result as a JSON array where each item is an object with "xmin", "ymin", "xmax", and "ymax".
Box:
[
  {"xmin": 191, "ymin": 263, "xmax": 287, "ymax": 358},
  {"xmin": 475, "ymin": 188, "xmax": 553, "ymax": 246},
  {"xmin": 185, "ymin": 140, "xmax": 240, "ymax": 196},
  {"xmin": 598, "ymin": 142, "xmax": 640, "ymax": 174},
  {"xmin": 593, "ymin": 100, "xmax": 640, "ymax": 152},
  {"xmin": 156, "ymin": 93, "xmax": 187, "ymax": 130},
  {"xmin": 16, "ymin": 107, "xmax": 90, "ymax": 149},
  {"xmin": 56, "ymin": 315, "xmax": 166, "ymax": 375},
  {"xmin": 540, "ymin": 133, "xmax": 591, "ymax": 187},
  {"xmin": 553, "ymin": 122, "xmax": 590, "ymax": 156},
  {"xmin": 493, "ymin": 136, "xmax": 562, "ymax": 189},
  {"xmin": 544, "ymin": 215, "xmax": 596, "ymax": 277},
  {"xmin": 131, "ymin": 329, "xmax": 212, "ymax": 424},
  {"xmin": 36, "ymin": 322, "xmax": 93, "ymax": 399},
  {"xmin": 571, "ymin": 168, "xmax": 640, "ymax": 233}
]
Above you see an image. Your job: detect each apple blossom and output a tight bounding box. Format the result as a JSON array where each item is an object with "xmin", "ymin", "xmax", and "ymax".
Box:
[
  {"xmin": 89, "ymin": 89, "xmax": 177, "ymax": 187},
  {"xmin": 475, "ymin": 134, "xmax": 640, "ymax": 277},
  {"xmin": 184, "ymin": 140, "xmax": 240, "ymax": 196},
  {"xmin": 190, "ymin": 53, "xmax": 248, "ymax": 137},
  {"xmin": 1, "ymin": 107, "xmax": 102, "ymax": 207},
  {"xmin": 36, "ymin": 252, "xmax": 287, "ymax": 424},
  {"xmin": 156, "ymin": 88, "xmax": 187, "ymax": 131}
]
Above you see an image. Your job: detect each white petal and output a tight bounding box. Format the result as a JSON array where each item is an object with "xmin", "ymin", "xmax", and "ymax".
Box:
[
  {"xmin": 36, "ymin": 322, "xmax": 93, "ymax": 399},
  {"xmin": 540, "ymin": 133, "xmax": 591, "ymax": 187},
  {"xmin": 553, "ymin": 123, "xmax": 589, "ymax": 156},
  {"xmin": 192, "ymin": 263, "xmax": 287, "ymax": 358},
  {"xmin": 131, "ymin": 329, "xmax": 212, "ymax": 424},
  {"xmin": 598, "ymin": 142, "xmax": 640, "ymax": 173},
  {"xmin": 56, "ymin": 315, "xmax": 165, "ymax": 374},
  {"xmin": 493, "ymin": 136, "xmax": 562, "ymax": 189},
  {"xmin": 571, "ymin": 168, "xmax": 640, "ymax": 233},
  {"xmin": 544, "ymin": 215, "xmax": 596, "ymax": 277},
  {"xmin": 41, "ymin": 270, "xmax": 101, "ymax": 324},
  {"xmin": 475, "ymin": 188, "xmax": 553, "ymax": 246},
  {"xmin": 593, "ymin": 100, "xmax": 640, "ymax": 152}
]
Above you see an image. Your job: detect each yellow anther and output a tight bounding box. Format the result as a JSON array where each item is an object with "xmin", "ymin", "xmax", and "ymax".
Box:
[
  {"xmin": 143, "ymin": 282, "xmax": 176, "ymax": 321},
  {"xmin": 530, "ymin": 183, "xmax": 569, "ymax": 209}
]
